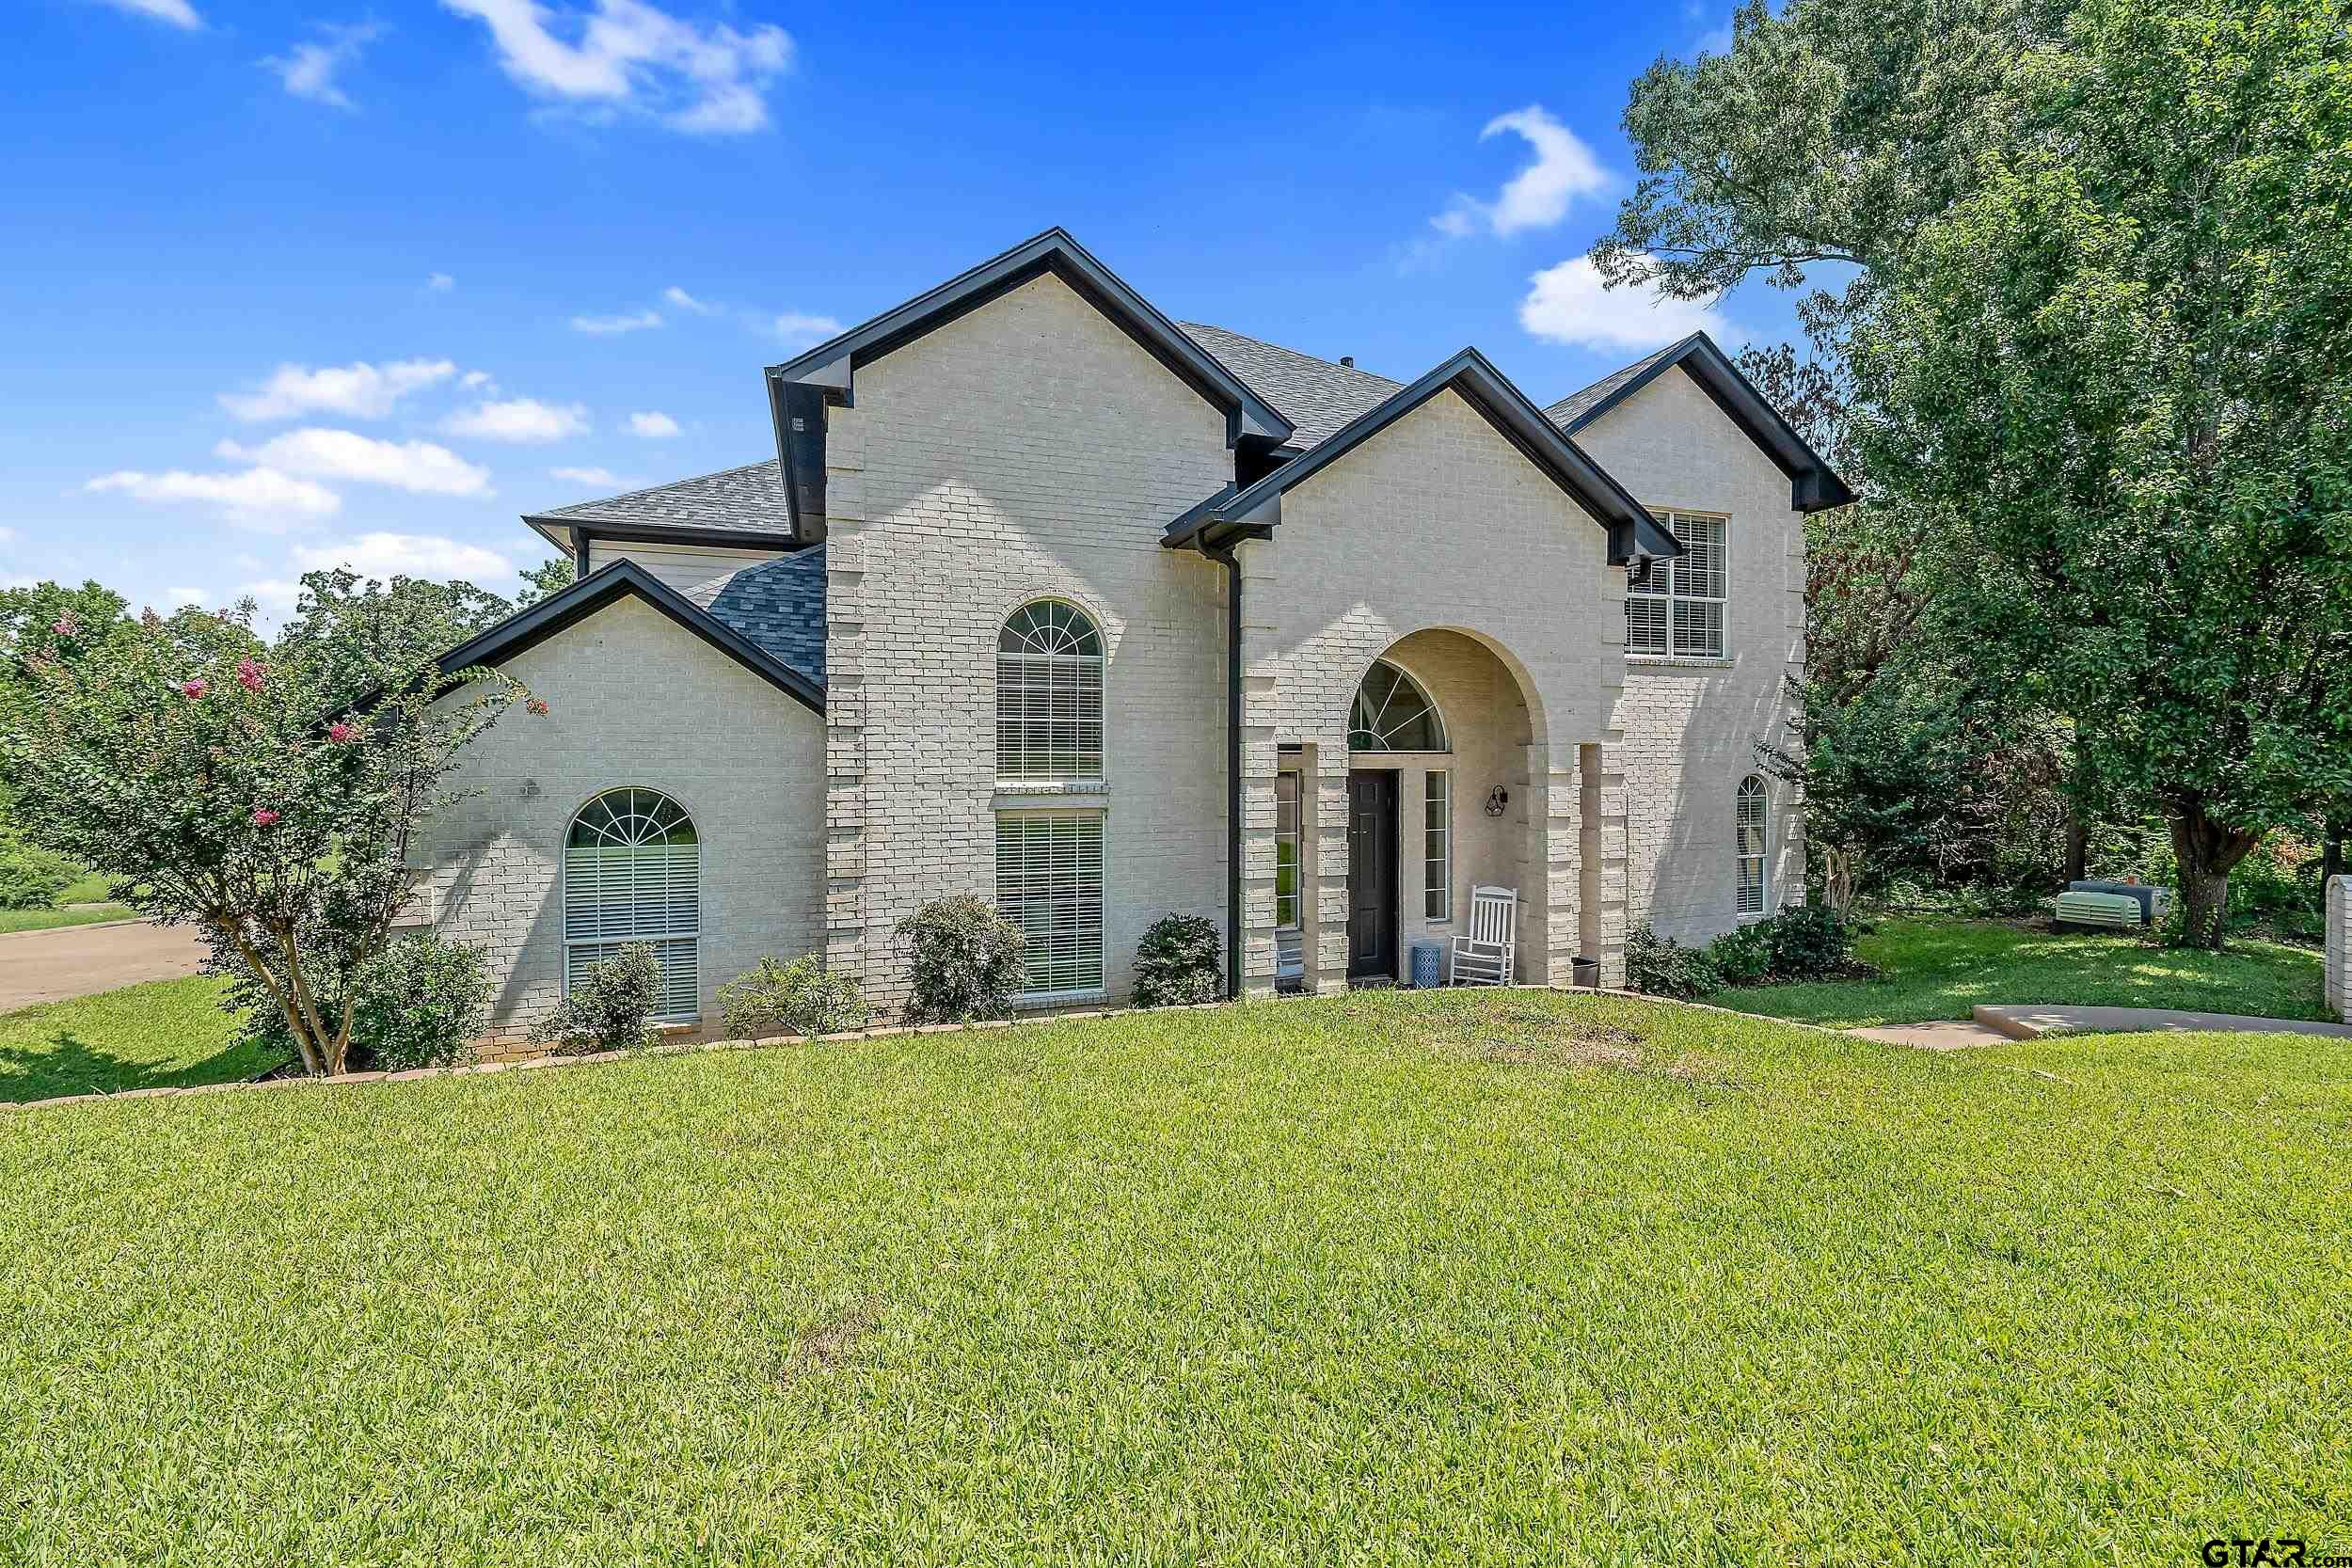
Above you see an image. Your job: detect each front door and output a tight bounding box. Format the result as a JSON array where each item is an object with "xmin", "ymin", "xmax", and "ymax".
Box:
[{"xmin": 1347, "ymin": 770, "xmax": 1399, "ymax": 980}]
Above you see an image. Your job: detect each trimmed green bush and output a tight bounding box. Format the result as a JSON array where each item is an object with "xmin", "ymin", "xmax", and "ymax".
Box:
[
  {"xmin": 1627, "ymin": 923, "xmax": 1721, "ymax": 999},
  {"xmin": 1707, "ymin": 921, "xmax": 1775, "ymax": 987},
  {"xmin": 230, "ymin": 930, "xmax": 491, "ymax": 1072},
  {"xmin": 898, "ymin": 895, "xmax": 1025, "ymax": 1023},
  {"xmin": 718, "ymin": 955, "xmax": 869, "ymax": 1038},
  {"xmin": 0, "ymin": 830, "xmax": 77, "ymax": 911},
  {"xmin": 532, "ymin": 942, "xmax": 662, "ymax": 1055},
  {"xmin": 1761, "ymin": 903, "xmax": 1862, "ymax": 981},
  {"xmin": 1133, "ymin": 913, "xmax": 1221, "ymax": 1006}
]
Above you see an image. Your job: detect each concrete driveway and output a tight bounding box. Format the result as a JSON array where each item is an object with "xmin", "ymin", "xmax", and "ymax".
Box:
[{"xmin": 0, "ymin": 920, "xmax": 208, "ymax": 1012}]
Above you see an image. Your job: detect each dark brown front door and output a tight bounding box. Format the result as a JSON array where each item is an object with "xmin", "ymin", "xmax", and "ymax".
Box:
[{"xmin": 1347, "ymin": 770, "xmax": 1399, "ymax": 979}]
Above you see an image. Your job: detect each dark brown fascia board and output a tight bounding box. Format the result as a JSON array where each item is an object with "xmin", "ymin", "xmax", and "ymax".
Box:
[{"xmin": 1163, "ymin": 347, "xmax": 1685, "ymax": 566}]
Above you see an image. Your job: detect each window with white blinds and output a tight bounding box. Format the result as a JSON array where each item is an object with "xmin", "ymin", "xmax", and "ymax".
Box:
[
  {"xmin": 1628, "ymin": 511, "xmax": 1728, "ymax": 659},
  {"xmin": 995, "ymin": 813, "xmax": 1104, "ymax": 998},
  {"xmin": 1736, "ymin": 774, "xmax": 1769, "ymax": 915},
  {"xmin": 996, "ymin": 600, "xmax": 1104, "ymax": 782},
  {"xmin": 564, "ymin": 787, "xmax": 701, "ymax": 1018},
  {"xmin": 1423, "ymin": 770, "xmax": 1452, "ymax": 920}
]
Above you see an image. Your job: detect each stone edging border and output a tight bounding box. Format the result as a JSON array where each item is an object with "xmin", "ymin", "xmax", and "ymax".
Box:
[{"xmin": 2, "ymin": 983, "xmax": 1851, "ymax": 1115}]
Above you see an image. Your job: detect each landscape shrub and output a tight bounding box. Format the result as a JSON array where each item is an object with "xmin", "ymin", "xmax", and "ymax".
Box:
[
  {"xmin": 531, "ymin": 942, "xmax": 662, "ymax": 1055},
  {"xmin": 0, "ymin": 830, "xmax": 76, "ymax": 910},
  {"xmin": 718, "ymin": 954, "xmax": 869, "ymax": 1038},
  {"xmin": 1762, "ymin": 902, "xmax": 1863, "ymax": 981},
  {"xmin": 1627, "ymin": 923, "xmax": 1721, "ymax": 999},
  {"xmin": 1707, "ymin": 921, "xmax": 1775, "ymax": 987},
  {"xmin": 1132, "ymin": 913, "xmax": 1221, "ymax": 1006},
  {"xmin": 230, "ymin": 930, "xmax": 491, "ymax": 1072},
  {"xmin": 898, "ymin": 895, "xmax": 1025, "ymax": 1022}
]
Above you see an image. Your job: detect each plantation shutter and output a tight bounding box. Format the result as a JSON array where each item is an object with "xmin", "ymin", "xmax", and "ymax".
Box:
[
  {"xmin": 994, "ymin": 813, "xmax": 1104, "ymax": 997},
  {"xmin": 564, "ymin": 788, "xmax": 702, "ymax": 1019}
]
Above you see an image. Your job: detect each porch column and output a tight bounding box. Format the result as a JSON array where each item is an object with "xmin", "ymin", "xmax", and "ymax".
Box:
[{"xmin": 1236, "ymin": 540, "xmax": 1283, "ymax": 997}]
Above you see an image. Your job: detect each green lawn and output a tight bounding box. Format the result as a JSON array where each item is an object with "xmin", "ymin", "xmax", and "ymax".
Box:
[
  {"xmin": 3, "ymin": 989, "xmax": 2345, "ymax": 1564},
  {"xmin": 0, "ymin": 901, "xmax": 139, "ymax": 935},
  {"xmin": 0, "ymin": 976, "xmax": 268, "ymax": 1102},
  {"xmin": 1715, "ymin": 914, "xmax": 2329, "ymax": 1026}
]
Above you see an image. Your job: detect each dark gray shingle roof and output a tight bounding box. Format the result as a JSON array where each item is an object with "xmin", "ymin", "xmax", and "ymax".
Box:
[
  {"xmin": 1178, "ymin": 324, "xmax": 1404, "ymax": 451},
  {"xmin": 1542, "ymin": 339, "xmax": 1690, "ymax": 430},
  {"xmin": 704, "ymin": 546, "xmax": 827, "ymax": 689},
  {"xmin": 531, "ymin": 460, "xmax": 788, "ymax": 537}
]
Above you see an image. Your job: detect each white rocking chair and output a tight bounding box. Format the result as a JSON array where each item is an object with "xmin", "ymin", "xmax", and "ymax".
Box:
[{"xmin": 1449, "ymin": 885, "xmax": 1518, "ymax": 986}]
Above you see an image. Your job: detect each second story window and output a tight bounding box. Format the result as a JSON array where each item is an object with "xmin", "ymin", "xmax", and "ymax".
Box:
[
  {"xmin": 997, "ymin": 600, "xmax": 1104, "ymax": 783},
  {"xmin": 1628, "ymin": 511, "xmax": 1727, "ymax": 660}
]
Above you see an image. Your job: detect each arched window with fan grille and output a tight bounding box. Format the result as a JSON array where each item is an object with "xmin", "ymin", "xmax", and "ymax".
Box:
[
  {"xmin": 996, "ymin": 599, "xmax": 1104, "ymax": 782},
  {"xmin": 1348, "ymin": 659, "xmax": 1448, "ymax": 752},
  {"xmin": 564, "ymin": 787, "xmax": 702, "ymax": 1019}
]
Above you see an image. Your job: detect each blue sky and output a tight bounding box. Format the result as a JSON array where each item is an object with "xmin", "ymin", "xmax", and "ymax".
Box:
[{"xmin": 2, "ymin": 0, "xmax": 1788, "ymax": 624}]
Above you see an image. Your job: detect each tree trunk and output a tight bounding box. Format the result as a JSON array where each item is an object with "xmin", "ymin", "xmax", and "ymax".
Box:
[
  {"xmin": 2169, "ymin": 805, "xmax": 2262, "ymax": 950},
  {"xmin": 2064, "ymin": 812, "xmax": 2089, "ymax": 884}
]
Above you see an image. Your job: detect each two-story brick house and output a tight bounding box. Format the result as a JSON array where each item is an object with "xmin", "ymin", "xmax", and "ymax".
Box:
[{"xmin": 404, "ymin": 229, "xmax": 1849, "ymax": 1044}]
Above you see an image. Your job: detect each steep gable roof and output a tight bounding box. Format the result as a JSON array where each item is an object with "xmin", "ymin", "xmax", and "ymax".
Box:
[
  {"xmin": 523, "ymin": 462, "xmax": 794, "ymax": 554},
  {"xmin": 1177, "ymin": 324, "xmax": 1403, "ymax": 451},
  {"xmin": 432, "ymin": 559, "xmax": 825, "ymax": 715},
  {"xmin": 1162, "ymin": 347, "xmax": 1684, "ymax": 565},
  {"xmin": 1544, "ymin": 332, "xmax": 1854, "ymax": 512}
]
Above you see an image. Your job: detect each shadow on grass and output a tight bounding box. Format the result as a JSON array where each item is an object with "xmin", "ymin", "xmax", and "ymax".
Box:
[
  {"xmin": 0, "ymin": 1030, "xmax": 280, "ymax": 1104},
  {"xmin": 0, "ymin": 977, "xmax": 269, "ymax": 1103}
]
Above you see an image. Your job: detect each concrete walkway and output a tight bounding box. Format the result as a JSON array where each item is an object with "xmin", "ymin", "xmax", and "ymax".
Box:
[
  {"xmin": 0, "ymin": 920, "xmax": 207, "ymax": 1012},
  {"xmin": 1851, "ymin": 1004, "xmax": 2352, "ymax": 1050}
]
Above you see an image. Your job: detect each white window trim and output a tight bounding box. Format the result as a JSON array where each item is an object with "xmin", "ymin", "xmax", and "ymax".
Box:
[
  {"xmin": 562, "ymin": 786, "xmax": 703, "ymax": 1022},
  {"xmin": 1275, "ymin": 767, "xmax": 1303, "ymax": 933},
  {"xmin": 1628, "ymin": 509, "xmax": 1730, "ymax": 662},
  {"xmin": 995, "ymin": 597, "xmax": 1107, "ymax": 787},
  {"xmin": 1736, "ymin": 775, "xmax": 1769, "ymax": 917},
  {"xmin": 1423, "ymin": 769, "xmax": 1452, "ymax": 923}
]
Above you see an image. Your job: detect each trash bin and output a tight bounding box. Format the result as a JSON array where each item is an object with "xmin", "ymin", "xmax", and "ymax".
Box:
[
  {"xmin": 1408, "ymin": 940, "xmax": 1445, "ymax": 989},
  {"xmin": 1570, "ymin": 955, "xmax": 1601, "ymax": 989}
]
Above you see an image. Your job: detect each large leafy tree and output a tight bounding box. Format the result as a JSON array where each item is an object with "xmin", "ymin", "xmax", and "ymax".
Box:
[{"xmin": 1848, "ymin": 0, "xmax": 2352, "ymax": 943}]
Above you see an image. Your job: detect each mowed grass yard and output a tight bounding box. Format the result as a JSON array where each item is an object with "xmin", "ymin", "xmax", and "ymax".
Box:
[
  {"xmin": 1717, "ymin": 915, "xmax": 2329, "ymax": 1026},
  {"xmin": 4, "ymin": 990, "xmax": 2346, "ymax": 1565},
  {"xmin": 0, "ymin": 976, "xmax": 266, "ymax": 1104}
]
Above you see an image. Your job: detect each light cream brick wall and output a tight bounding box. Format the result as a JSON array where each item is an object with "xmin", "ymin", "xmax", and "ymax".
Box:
[
  {"xmin": 1242, "ymin": 388, "xmax": 1627, "ymax": 991},
  {"xmin": 1573, "ymin": 364, "xmax": 1808, "ymax": 946},
  {"xmin": 2328, "ymin": 875, "xmax": 2349, "ymax": 1021},
  {"xmin": 407, "ymin": 594, "xmax": 825, "ymax": 1050},
  {"xmin": 821, "ymin": 271, "xmax": 1233, "ymax": 1014}
]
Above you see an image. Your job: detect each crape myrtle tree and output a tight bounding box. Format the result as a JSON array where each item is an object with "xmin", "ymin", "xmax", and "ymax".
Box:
[
  {"xmin": 0, "ymin": 575, "xmax": 545, "ymax": 1073},
  {"xmin": 1847, "ymin": 0, "xmax": 2352, "ymax": 944}
]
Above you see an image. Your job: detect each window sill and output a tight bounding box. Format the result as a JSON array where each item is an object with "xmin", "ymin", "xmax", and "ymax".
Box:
[
  {"xmin": 1012, "ymin": 987, "xmax": 1107, "ymax": 1010},
  {"xmin": 993, "ymin": 788, "xmax": 1110, "ymax": 813},
  {"xmin": 1627, "ymin": 655, "xmax": 1736, "ymax": 672}
]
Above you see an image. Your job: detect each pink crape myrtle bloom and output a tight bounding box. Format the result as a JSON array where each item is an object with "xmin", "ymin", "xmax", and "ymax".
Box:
[
  {"xmin": 326, "ymin": 721, "xmax": 358, "ymax": 745},
  {"xmin": 181, "ymin": 678, "xmax": 210, "ymax": 700},
  {"xmin": 251, "ymin": 808, "xmax": 280, "ymax": 827},
  {"xmin": 236, "ymin": 657, "xmax": 265, "ymax": 693},
  {"xmin": 51, "ymin": 612, "xmax": 78, "ymax": 640}
]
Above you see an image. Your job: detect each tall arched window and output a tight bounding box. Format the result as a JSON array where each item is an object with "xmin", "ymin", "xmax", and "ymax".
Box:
[
  {"xmin": 996, "ymin": 600, "xmax": 1104, "ymax": 782},
  {"xmin": 1349, "ymin": 659, "xmax": 1448, "ymax": 752},
  {"xmin": 564, "ymin": 787, "xmax": 701, "ymax": 1018},
  {"xmin": 1735, "ymin": 775, "xmax": 1768, "ymax": 915}
]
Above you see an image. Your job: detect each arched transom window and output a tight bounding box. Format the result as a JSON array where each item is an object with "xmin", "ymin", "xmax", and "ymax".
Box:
[
  {"xmin": 1349, "ymin": 659, "xmax": 1448, "ymax": 752},
  {"xmin": 1735, "ymin": 775, "xmax": 1769, "ymax": 915},
  {"xmin": 996, "ymin": 600, "xmax": 1104, "ymax": 782},
  {"xmin": 564, "ymin": 787, "xmax": 701, "ymax": 1019}
]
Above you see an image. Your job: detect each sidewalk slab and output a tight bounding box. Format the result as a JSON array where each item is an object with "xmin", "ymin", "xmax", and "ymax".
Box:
[{"xmin": 1972, "ymin": 1004, "xmax": 2352, "ymax": 1040}]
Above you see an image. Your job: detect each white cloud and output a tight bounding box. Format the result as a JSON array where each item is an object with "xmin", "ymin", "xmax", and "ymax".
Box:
[
  {"xmin": 1432, "ymin": 105, "xmax": 1612, "ymax": 240},
  {"xmin": 626, "ymin": 410, "xmax": 679, "ymax": 437},
  {"xmin": 94, "ymin": 0, "xmax": 202, "ymax": 28},
  {"xmin": 771, "ymin": 310, "xmax": 842, "ymax": 346},
  {"xmin": 430, "ymin": 272, "xmax": 456, "ymax": 292},
  {"xmin": 441, "ymin": 397, "xmax": 590, "ymax": 442},
  {"xmin": 261, "ymin": 21, "xmax": 380, "ymax": 109},
  {"xmin": 86, "ymin": 467, "xmax": 342, "ymax": 530},
  {"xmin": 441, "ymin": 0, "xmax": 794, "ymax": 135},
  {"xmin": 220, "ymin": 358, "xmax": 456, "ymax": 421},
  {"xmin": 214, "ymin": 428, "xmax": 494, "ymax": 497},
  {"xmin": 459, "ymin": 369, "xmax": 495, "ymax": 389},
  {"xmin": 166, "ymin": 586, "xmax": 207, "ymax": 607},
  {"xmin": 550, "ymin": 466, "xmax": 620, "ymax": 486},
  {"xmin": 1518, "ymin": 257, "xmax": 1735, "ymax": 352},
  {"xmin": 231, "ymin": 578, "xmax": 304, "ymax": 622},
  {"xmin": 662, "ymin": 285, "xmax": 715, "ymax": 314},
  {"xmin": 571, "ymin": 308, "xmax": 663, "ymax": 335},
  {"xmin": 291, "ymin": 531, "xmax": 516, "ymax": 582}
]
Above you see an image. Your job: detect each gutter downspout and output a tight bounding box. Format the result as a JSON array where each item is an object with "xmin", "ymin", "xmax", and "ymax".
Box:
[{"xmin": 1207, "ymin": 542, "xmax": 1244, "ymax": 1001}]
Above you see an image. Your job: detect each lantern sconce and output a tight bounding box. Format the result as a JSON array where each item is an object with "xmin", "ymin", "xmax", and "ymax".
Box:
[{"xmin": 1485, "ymin": 784, "xmax": 1509, "ymax": 817}]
